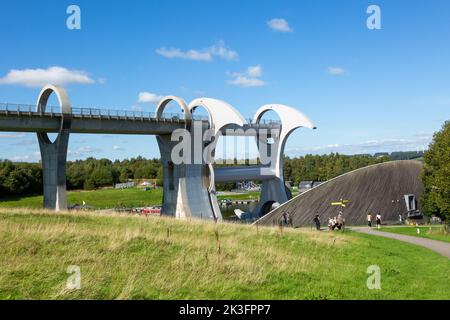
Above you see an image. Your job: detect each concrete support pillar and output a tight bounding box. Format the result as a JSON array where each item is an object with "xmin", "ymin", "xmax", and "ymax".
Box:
[
  {"xmin": 157, "ymin": 133, "xmax": 218, "ymax": 220},
  {"xmin": 156, "ymin": 97, "xmax": 219, "ymax": 221},
  {"xmin": 36, "ymin": 85, "xmax": 71, "ymax": 211},
  {"xmin": 38, "ymin": 133, "xmax": 70, "ymax": 210},
  {"xmin": 252, "ymin": 130, "xmax": 289, "ymax": 217}
]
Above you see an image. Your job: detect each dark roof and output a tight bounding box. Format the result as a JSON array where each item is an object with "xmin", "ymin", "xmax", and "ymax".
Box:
[{"xmin": 256, "ymin": 160, "xmax": 423, "ymax": 227}]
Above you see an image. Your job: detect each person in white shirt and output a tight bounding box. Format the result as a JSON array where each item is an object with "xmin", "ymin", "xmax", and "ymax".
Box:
[
  {"xmin": 367, "ymin": 213, "xmax": 373, "ymax": 227},
  {"xmin": 376, "ymin": 213, "xmax": 382, "ymax": 229}
]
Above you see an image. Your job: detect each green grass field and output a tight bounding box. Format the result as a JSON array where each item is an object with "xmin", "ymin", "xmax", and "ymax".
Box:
[
  {"xmin": 0, "ymin": 188, "xmax": 164, "ymax": 209},
  {"xmin": 217, "ymin": 192, "xmax": 260, "ymax": 201},
  {"xmin": 0, "ymin": 209, "xmax": 449, "ymax": 299},
  {"xmin": 0, "ymin": 188, "xmax": 261, "ymax": 209},
  {"xmin": 378, "ymin": 226, "xmax": 450, "ymax": 243}
]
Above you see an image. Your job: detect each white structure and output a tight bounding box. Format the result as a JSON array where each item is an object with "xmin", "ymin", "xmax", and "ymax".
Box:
[
  {"xmin": 4, "ymin": 84, "xmax": 316, "ymax": 218},
  {"xmin": 156, "ymin": 97, "xmax": 316, "ymax": 220}
]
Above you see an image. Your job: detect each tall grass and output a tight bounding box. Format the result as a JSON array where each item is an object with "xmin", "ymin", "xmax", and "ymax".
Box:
[{"xmin": 0, "ymin": 209, "xmax": 449, "ymax": 300}]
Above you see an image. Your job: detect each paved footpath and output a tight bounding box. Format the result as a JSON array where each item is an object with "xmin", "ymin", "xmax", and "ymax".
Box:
[{"xmin": 352, "ymin": 227, "xmax": 450, "ymax": 259}]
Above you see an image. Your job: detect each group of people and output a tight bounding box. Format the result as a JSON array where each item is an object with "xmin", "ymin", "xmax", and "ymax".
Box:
[
  {"xmin": 367, "ymin": 212, "xmax": 382, "ymax": 228},
  {"xmin": 328, "ymin": 212, "xmax": 345, "ymax": 231},
  {"xmin": 313, "ymin": 211, "xmax": 345, "ymax": 231},
  {"xmin": 289, "ymin": 211, "xmax": 384, "ymax": 230}
]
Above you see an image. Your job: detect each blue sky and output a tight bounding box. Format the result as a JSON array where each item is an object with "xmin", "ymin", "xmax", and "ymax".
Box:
[{"xmin": 0, "ymin": 0, "xmax": 449, "ymax": 162}]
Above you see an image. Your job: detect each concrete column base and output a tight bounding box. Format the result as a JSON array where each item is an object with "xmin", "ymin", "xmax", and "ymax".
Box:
[
  {"xmin": 38, "ymin": 133, "xmax": 70, "ymax": 211},
  {"xmin": 157, "ymin": 135, "xmax": 220, "ymax": 221}
]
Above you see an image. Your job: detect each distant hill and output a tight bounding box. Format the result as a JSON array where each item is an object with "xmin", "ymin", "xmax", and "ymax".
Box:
[{"xmin": 387, "ymin": 151, "xmax": 424, "ymax": 160}]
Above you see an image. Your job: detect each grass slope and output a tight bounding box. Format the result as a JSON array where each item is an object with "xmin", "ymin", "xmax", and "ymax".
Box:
[
  {"xmin": 0, "ymin": 189, "xmax": 261, "ymax": 209},
  {"xmin": 0, "ymin": 188, "xmax": 163, "ymax": 209},
  {"xmin": 378, "ymin": 226, "xmax": 450, "ymax": 243},
  {"xmin": 0, "ymin": 209, "xmax": 449, "ymax": 300}
]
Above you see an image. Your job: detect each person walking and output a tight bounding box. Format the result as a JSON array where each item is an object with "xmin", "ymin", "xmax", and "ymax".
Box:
[
  {"xmin": 313, "ymin": 214, "xmax": 321, "ymax": 231},
  {"xmin": 367, "ymin": 213, "xmax": 373, "ymax": 227},
  {"xmin": 337, "ymin": 211, "xmax": 344, "ymax": 230},
  {"xmin": 376, "ymin": 213, "xmax": 382, "ymax": 229},
  {"xmin": 280, "ymin": 212, "xmax": 288, "ymax": 226},
  {"xmin": 286, "ymin": 212, "xmax": 293, "ymax": 227}
]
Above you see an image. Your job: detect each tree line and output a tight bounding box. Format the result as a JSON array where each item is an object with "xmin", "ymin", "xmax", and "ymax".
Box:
[
  {"xmin": 283, "ymin": 153, "xmax": 390, "ymax": 186},
  {"xmin": 421, "ymin": 121, "xmax": 449, "ymax": 226},
  {"xmin": 0, "ymin": 153, "xmax": 394, "ymax": 198},
  {"xmin": 0, "ymin": 156, "xmax": 163, "ymax": 197}
]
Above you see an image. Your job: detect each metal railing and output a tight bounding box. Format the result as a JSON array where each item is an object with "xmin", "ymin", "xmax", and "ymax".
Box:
[{"xmin": 0, "ymin": 102, "xmax": 281, "ymax": 125}]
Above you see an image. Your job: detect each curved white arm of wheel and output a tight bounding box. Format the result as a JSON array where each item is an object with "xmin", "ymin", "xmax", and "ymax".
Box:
[
  {"xmin": 36, "ymin": 84, "xmax": 72, "ymax": 114},
  {"xmin": 253, "ymin": 104, "xmax": 316, "ymax": 132},
  {"xmin": 36, "ymin": 84, "xmax": 72, "ymax": 144},
  {"xmin": 156, "ymin": 95, "xmax": 191, "ymax": 121},
  {"xmin": 253, "ymin": 104, "xmax": 316, "ymax": 177},
  {"xmin": 188, "ymin": 98, "xmax": 247, "ymax": 136}
]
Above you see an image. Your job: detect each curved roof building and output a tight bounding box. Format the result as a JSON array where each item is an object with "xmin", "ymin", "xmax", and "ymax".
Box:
[{"xmin": 256, "ymin": 160, "xmax": 424, "ymax": 227}]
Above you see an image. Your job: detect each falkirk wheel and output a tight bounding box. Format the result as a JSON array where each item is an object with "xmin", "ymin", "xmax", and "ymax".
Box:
[
  {"xmin": 32, "ymin": 84, "xmax": 316, "ymax": 220},
  {"xmin": 155, "ymin": 96, "xmax": 316, "ymax": 221}
]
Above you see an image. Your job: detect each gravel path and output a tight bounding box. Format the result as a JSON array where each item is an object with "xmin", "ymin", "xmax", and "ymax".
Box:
[{"xmin": 352, "ymin": 227, "xmax": 450, "ymax": 259}]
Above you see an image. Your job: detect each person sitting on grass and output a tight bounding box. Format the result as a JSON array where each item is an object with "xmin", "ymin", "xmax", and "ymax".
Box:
[
  {"xmin": 328, "ymin": 217, "xmax": 336, "ymax": 231},
  {"xmin": 327, "ymin": 217, "xmax": 333, "ymax": 230}
]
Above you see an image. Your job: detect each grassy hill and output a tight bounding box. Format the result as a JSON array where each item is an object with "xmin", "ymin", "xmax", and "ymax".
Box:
[
  {"xmin": 0, "ymin": 188, "xmax": 260, "ymax": 209},
  {"xmin": 0, "ymin": 188, "xmax": 163, "ymax": 209},
  {"xmin": 0, "ymin": 209, "xmax": 449, "ymax": 300},
  {"xmin": 378, "ymin": 226, "xmax": 450, "ymax": 243}
]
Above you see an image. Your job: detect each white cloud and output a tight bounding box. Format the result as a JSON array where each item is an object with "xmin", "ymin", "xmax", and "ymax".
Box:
[
  {"xmin": 328, "ymin": 67, "xmax": 346, "ymax": 76},
  {"xmin": 286, "ymin": 135, "xmax": 432, "ymax": 156},
  {"xmin": 156, "ymin": 48, "xmax": 212, "ymax": 61},
  {"xmin": 10, "ymin": 139, "xmax": 36, "ymax": 146},
  {"xmin": 138, "ymin": 92, "xmax": 164, "ymax": 104},
  {"xmin": 228, "ymin": 76, "xmax": 266, "ymax": 87},
  {"xmin": 156, "ymin": 41, "xmax": 238, "ymax": 62},
  {"xmin": 0, "ymin": 133, "xmax": 26, "ymax": 139},
  {"xmin": 246, "ymin": 65, "xmax": 263, "ymax": 77},
  {"xmin": 209, "ymin": 41, "xmax": 238, "ymax": 60},
  {"xmin": 267, "ymin": 18, "xmax": 293, "ymax": 33},
  {"xmin": 68, "ymin": 146, "xmax": 103, "ymax": 159},
  {"xmin": 113, "ymin": 145, "xmax": 124, "ymax": 151},
  {"xmin": 9, "ymin": 152, "xmax": 41, "ymax": 162},
  {"xmin": 228, "ymin": 65, "xmax": 266, "ymax": 87},
  {"xmin": 0, "ymin": 66, "xmax": 95, "ymax": 88}
]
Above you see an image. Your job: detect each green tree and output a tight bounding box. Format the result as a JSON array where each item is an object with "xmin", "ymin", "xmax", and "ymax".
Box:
[
  {"xmin": 422, "ymin": 121, "xmax": 450, "ymax": 226},
  {"xmin": 156, "ymin": 166, "xmax": 164, "ymax": 186},
  {"xmin": 83, "ymin": 178, "xmax": 96, "ymax": 190},
  {"xmin": 90, "ymin": 166, "xmax": 114, "ymax": 187}
]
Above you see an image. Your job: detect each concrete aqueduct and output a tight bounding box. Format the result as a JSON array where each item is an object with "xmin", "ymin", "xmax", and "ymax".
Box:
[{"xmin": 0, "ymin": 84, "xmax": 316, "ymax": 220}]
